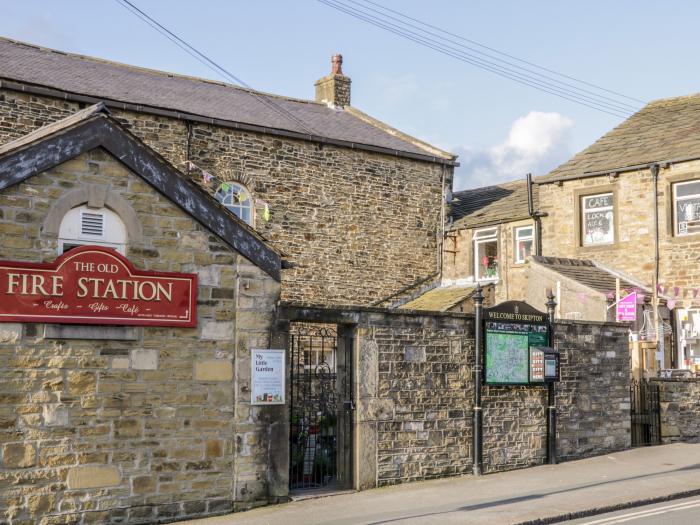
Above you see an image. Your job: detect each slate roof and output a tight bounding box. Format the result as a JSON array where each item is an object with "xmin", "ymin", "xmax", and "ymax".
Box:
[
  {"xmin": 0, "ymin": 37, "xmax": 454, "ymax": 164},
  {"xmin": 400, "ymin": 285, "xmax": 477, "ymax": 311},
  {"xmin": 531, "ymin": 256, "xmax": 648, "ymax": 296},
  {"xmin": 450, "ymin": 179, "xmax": 537, "ymax": 230},
  {"xmin": 538, "ymin": 93, "xmax": 700, "ymax": 183}
]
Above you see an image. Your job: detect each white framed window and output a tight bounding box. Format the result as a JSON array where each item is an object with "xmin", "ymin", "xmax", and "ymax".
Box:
[
  {"xmin": 581, "ymin": 193, "xmax": 614, "ymax": 246},
  {"xmin": 215, "ymin": 182, "xmax": 254, "ymax": 226},
  {"xmin": 673, "ymin": 180, "xmax": 700, "ymax": 236},
  {"xmin": 473, "ymin": 227, "xmax": 498, "ymax": 280},
  {"xmin": 514, "ymin": 226, "xmax": 534, "ymax": 263},
  {"xmin": 58, "ymin": 205, "xmax": 127, "ymax": 255}
]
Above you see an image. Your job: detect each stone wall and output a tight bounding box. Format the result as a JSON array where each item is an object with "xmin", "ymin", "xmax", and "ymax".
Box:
[
  {"xmin": 0, "ymin": 88, "xmax": 450, "ymax": 308},
  {"xmin": 0, "ymin": 150, "xmax": 280, "ymax": 524},
  {"xmin": 651, "ymin": 378, "xmax": 700, "ymax": 444},
  {"xmin": 328, "ymin": 307, "xmax": 632, "ymax": 487}
]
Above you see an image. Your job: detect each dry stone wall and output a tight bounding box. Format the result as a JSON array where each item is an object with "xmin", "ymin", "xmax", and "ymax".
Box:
[
  {"xmin": 0, "ymin": 88, "xmax": 448, "ymax": 308},
  {"xmin": 651, "ymin": 378, "xmax": 700, "ymax": 443},
  {"xmin": 0, "ymin": 150, "xmax": 280, "ymax": 524},
  {"xmin": 352, "ymin": 309, "xmax": 631, "ymax": 486}
]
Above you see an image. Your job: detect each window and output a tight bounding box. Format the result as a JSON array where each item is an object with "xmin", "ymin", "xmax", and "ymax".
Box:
[
  {"xmin": 473, "ymin": 227, "xmax": 498, "ymax": 280},
  {"xmin": 58, "ymin": 205, "xmax": 127, "ymax": 254},
  {"xmin": 673, "ymin": 180, "xmax": 700, "ymax": 236},
  {"xmin": 514, "ymin": 226, "xmax": 534, "ymax": 263},
  {"xmin": 215, "ymin": 182, "xmax": 253, "ymax": 225},
  {"xmin": 581, "ymin": 193, "xmax": 614, "ymax": 246}
]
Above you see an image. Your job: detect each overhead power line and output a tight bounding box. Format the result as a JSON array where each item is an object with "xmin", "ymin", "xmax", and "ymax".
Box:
[
  {"xmin": 357, "ymin": 0, "xmax": 646, "ymax": 105},
  {"xmin": 318, "ymin": 0, "xmax": 643, "ymax": 119},
  {"xmin": 114, "ymin": 0, "xmax": 320, "ymax": 136}
]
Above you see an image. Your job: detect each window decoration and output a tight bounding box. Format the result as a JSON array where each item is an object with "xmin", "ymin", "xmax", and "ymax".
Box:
[
  {"xmin": 215, "ymin": 182, "xmax": 253, "ymax": 225},
  {"xmin": 673, "ymin": 180, "xmax": 700, "ymax": 236},
  {"xmin": 514, "ymin": 226, "xmax": 534, "ymax": 263},
  {"xmin": 183, "ymin": 160, "xmax": 271, "ymax": 225},
  {"xmin": 581, "ymin": 193, "xmax": 614, "ymax": 246},
  {"xmin": 58, "ymin": 205, "xmax": 127, "ymax": 255},
  {"xmin": 473, "ymin": 227, "xmax": 498, "ymax": 280}
]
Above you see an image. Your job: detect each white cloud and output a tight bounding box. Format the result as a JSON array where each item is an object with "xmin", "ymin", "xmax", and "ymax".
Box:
[{"xmin": 452, "ymin": 111, "xmax": 574, "ymax": 191}]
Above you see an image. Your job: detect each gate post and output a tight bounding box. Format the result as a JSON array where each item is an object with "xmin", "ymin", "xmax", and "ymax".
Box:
[
  {"xmin": 268, "ymin": 319, "xmax": 290, "ymax": 501},
  {"xmin": 545, "ymin": 290, "xmax": 557, "ymax": 465},
  {"xmin": 473, "ymin": 284, "xmax": 484, "ymax": 476}
]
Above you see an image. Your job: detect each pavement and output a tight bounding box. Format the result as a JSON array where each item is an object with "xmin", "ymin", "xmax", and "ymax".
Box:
[{"xmin": 181, "ymin": 443, "xmax": 700, "ymax": 525}]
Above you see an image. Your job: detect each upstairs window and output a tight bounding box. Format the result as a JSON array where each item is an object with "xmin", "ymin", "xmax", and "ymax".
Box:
[
  {"xmin": 215, "ymin": 182, "xmax": 253, "ymax": 226},
  {"xmin": 581, "ymin": 193, "xmax": 614, "ymax": 246},
  {"xmin": 58, "ymin": 205, "xmax": 127, "ymax": 255},
  {"xmin": 673, "ymin": 180, "xmax": 700, "ymax": 236},
  {"xmin": 473, "ymin": 227, "xmax": 498, "ymax": 280},
  {"xmin": 514, "ymin": 226, "xmax": 534, "ymax": 263}
]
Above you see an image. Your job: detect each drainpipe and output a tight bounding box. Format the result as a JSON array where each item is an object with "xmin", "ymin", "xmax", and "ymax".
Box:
[
  {"xmin": 651, "ymin": 164, "xmax": 660, "ymax": 287},
  {"xmin": 527, "ymin": 173, "xmax": 547, "ymax": 256}
]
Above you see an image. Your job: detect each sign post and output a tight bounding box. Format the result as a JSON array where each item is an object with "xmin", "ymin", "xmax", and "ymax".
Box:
[
  {"xmin": 477, "ymin": 296, "xmax": 559, "ymax": 470},
  {"xmin": 472, "ymin": 284, "xmax": 484, "ymax": 476},
  {"xmin": 545, "ymin": 289, "xmax": 558, "ymax": 465}
]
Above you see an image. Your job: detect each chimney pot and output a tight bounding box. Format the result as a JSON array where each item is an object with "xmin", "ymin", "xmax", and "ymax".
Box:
[{"xmin": 315, "ymin": 53, "xmax": 351, "ymax": 108}]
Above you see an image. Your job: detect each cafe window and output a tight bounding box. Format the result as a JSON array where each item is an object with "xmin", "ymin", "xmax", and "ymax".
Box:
[
  {"xmin": 673, "ymin": 180, "xmax": 700, "ymax": 236},
  {"xmin": 581, "ymin": 192, "xmax": 614, "ymax": 246},
  {"xmin": 514, "ymin": 226, "xmax": 534, "ymax": 263},
  {"xmin": 58, "ymin": 205, "xmax": 127, "ymax": 255},
  {"xmin": 473, "ymin": 227, "xmax": 498, "ymax": 280}
]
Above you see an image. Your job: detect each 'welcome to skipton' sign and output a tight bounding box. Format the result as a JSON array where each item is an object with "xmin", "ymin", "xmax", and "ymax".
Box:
[{"xmin": 0, "ymin": 246, "xmax": 197, "ymax": 327}]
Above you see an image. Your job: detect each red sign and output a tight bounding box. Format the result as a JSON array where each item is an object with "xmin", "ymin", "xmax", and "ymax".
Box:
[{"xmin": 0, "ymin": 246, "xmax": 197, "ymax": 327}]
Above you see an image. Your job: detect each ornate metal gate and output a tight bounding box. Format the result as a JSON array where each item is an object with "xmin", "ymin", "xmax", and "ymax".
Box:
[
  {"xmin": 630, "ymin": 379, "xmax": 661, "ymax": 446},
  {"xmin": 289, "ymin": 324, "xmax": 354, "ymax": 491}
]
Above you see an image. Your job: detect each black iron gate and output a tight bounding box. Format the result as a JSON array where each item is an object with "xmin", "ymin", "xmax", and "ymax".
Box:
[
  {"xmin": 630, "ymin": 379, "xmax": 661, "ymax": 446},
  {"xmin": 289, "ymin": 324, "xmax": 354, "ymax": 491}
]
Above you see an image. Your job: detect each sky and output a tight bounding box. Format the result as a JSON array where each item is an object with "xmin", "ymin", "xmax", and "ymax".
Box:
[{"xmin": 3, "ymin": 1, "xmax": 700, "ymax": 190}]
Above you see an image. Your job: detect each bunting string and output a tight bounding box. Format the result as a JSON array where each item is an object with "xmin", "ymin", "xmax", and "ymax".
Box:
[{"xmin": 182, "ymin": 160, "xmax": 270, "ymax": 222}]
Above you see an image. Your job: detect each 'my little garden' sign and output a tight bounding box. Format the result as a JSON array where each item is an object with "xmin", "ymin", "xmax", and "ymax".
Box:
[{"xmin": 0, "ymin": 246, "xmax": 196, "ymax": 327}]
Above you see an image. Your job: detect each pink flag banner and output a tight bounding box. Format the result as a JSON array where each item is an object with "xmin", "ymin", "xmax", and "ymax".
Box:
[
  {"xmin": 674, "ymin": 286, "xmax": 681, "ymax": 297},
  {"xmin": 667, "ymin": 299, "xmax": 676, "ymax": 310},
  {"xmin": 616, "ymin": 292, "xmax": 637, "ymax": 322}
]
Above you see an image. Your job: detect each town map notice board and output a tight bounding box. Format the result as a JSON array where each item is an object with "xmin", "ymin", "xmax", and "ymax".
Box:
[{"xmin": 483, "ymin": 301, "xmax": 550, "ymax": 385}]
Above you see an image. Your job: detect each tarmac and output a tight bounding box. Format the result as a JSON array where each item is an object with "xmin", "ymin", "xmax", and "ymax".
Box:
[{"xmin": 181, "ymin": 443, "xmax": 700, "ymax": 525}]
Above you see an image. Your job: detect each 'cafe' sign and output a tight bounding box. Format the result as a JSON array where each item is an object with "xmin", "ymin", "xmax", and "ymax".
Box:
[{"xmin": 0, "ymin": 246, "xmax": 197, "ymax": 327}]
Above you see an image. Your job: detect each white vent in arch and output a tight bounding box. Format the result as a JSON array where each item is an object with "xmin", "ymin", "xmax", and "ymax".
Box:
[
  {"xmin": 80, "ymin": 212, "xmax": 105, "ymax": 237},
  {"xmin": 58, "ymin": 205, "xmax": 127, "ymax": 255}
]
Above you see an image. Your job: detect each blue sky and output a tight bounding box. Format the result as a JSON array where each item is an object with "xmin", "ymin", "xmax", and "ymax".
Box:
[{"xmin": 4, "ymin": 1, "xmax": 700, "ymax": 189}]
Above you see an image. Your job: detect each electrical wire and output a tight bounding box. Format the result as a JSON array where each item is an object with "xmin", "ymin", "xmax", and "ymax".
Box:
[
  {"xmin": 318, "ymin": 0, "xmax": 637, "ymax": 119},
  {"xmin": 114, "ymin": 0, "xmax": 321, "ymax": 136},
  {"xmin": 356, "ymin": 0, "xmax": 646, "ymax": 105},
  {"xmin": 344, "ymin": 0, "xmax": 641, "ymax": 113}
]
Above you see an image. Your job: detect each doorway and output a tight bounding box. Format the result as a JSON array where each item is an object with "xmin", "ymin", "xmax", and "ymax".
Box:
[{"xmin": 288, "ymin": 323, "xmax": 354, "ymax": 493}]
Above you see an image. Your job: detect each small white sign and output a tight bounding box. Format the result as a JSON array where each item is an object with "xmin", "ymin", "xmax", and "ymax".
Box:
[{"xmin": 251, "ymin": 349, "xmax": 285, "ymax": 405}]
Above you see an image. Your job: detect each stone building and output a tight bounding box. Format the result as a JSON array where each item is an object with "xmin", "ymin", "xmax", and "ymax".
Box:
[
  {"xmin": 0, "ymin": 37, "xmax": 460, "ymax": 524},
  {"xmin": 534, "ymin": 92, "xmax": 700, "ymax": 371},
  {"xmin": 0, "ymin": 105, "xmax": 283, "ymax": 523},
  {"xmin": 0, "ymin": 37, "xmax": 457, "ymax": 308}
]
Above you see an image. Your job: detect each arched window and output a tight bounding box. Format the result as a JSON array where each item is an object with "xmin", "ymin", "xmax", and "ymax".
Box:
[
  {"xmin": 215, "ymin": 182, "xmax": 254, "ymax": 226},
  {"xmin": 58, "ymin": 205, "xmax": 127, "ymax": 255}
]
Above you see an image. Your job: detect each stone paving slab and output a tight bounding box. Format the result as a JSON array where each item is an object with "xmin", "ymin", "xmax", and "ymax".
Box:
[{"xmin": 181, "ymin": 443, "xmax": 700, "ymax": 525}]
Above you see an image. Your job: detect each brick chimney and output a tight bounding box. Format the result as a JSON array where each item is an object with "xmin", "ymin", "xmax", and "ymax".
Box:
[{"xmin": 315, "ymin": 54, "xmax": 351, "ymax": 108}]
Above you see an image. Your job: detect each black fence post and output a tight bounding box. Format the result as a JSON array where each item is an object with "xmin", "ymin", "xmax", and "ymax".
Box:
[
  {"xmin": 545, "ymin": 289, "xmax": 557, "ymax": 464},
  {"xmin": 473, "ymin": 283, "xmax": 484, "ymax": 476}
]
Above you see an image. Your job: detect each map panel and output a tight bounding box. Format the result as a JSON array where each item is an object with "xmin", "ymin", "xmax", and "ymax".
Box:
[{"xmin": 484, "ymin": 322, "xmax": 549, "ymax": 384}]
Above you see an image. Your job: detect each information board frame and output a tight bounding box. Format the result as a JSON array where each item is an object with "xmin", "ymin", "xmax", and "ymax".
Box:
[
  {"xmin": 251, "ymin": 349, "xmax": 286, "ymax": 405},
  {"xmin": 482, "ymin": 301, "xmax": 551, "ymax": 386}
]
